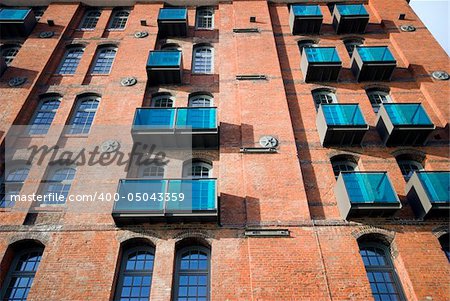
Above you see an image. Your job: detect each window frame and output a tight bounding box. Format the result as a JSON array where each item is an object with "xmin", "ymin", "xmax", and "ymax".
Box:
[
  {"xmin": 173, "ymin": 245, "xmax": 211, "ymax": 301},
  {"xmin": 366, "ymin": 89, "xmax": 392, "ymax": 113},
  {"xmin": 151, "ymin": 95, "xmax": 175, "ymax": 108},
  {"xmin": 28, "ymin": 96, "xmax": 61, "ymax": 135},
  {"xmin": 68, "ymin": 95, "xmax": 100, "ymax": 135},
  {"xmin": 312, "ymin": 89, "xmax": 338, "ymax": 111},
  {"xmin": 188, "ymin": 94, "xmax": 214, "ymax": 107},
  {"xmin": 79, "ymin": 9, "xmax": 102, "ymax": 30},
  {"xmin": 183, "ymin": 161, "xmax": 212, "ymax": 178},
  {"xmin": 332, "ymin": 160, "xmax": 358, "ymax": 179},
  {"xmin": 90, "ymin": 46, "xmax": 117, "ymax": 75},
  {"xmin": 195, "ymin": 7, "xmax": 214, "ymax": 30},
  {"xmin": 0, "ymin": 247, "xmax": 44, "ymax": 301},
  {"xmin": 108, "ymin": 8, "xmax": 130, "ymax": 31},
  {"xmin": 359, "ymin": 242, "xmax": 406, "ymax": 301},
  {"xmin": 40, "ymin": 167, "xmax": 76, "ymax": 205},
  {"xmin": 298, "ymin": 40, "xmax": 317, "ymax": 54},
  {"xmin": 114, "ymin": 245, "xmax": 155, "ymax": 301},
  {"xmin": 1, "ymin": 44, "xmax": 21, "ymax": 66},
  {"xmin": 397, "ymin": 159, "xmax": 424, "ymax": 181},
  {"xmin": 139, "ymin": 164, "xmax": 165, "ymax": 179},
  {"xmin": 192, "ymin": 45, "xmax": 214, "ymax": 74},
  {"xmin": 56, "ymin": 46, "xmax": 84, "ymax": 75},
  {"xmin": 344, "ymin": 38, "xmax": 364, "ymax": 57},
  {"xmin": 0, "ymin": 166, "xmax": 31, "ymax": 208}
]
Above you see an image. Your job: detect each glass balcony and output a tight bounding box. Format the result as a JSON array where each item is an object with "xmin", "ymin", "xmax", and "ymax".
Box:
[
  {"xmin": 157, "ymin": 8, "xmax": 188, "ymax": 37},
  {"xmin": 316, "ymin": 104, "xmax": 368, "ymax": 146},
  {"xmin": 132, "ymin": 108, "xmax": 218, "ymax": 149},
  {"xmin": 0, "ymin": 9, "xmax": 36, "ymax": 37},
  {"xmin": 146, "ymin": 50, "xmax": 183, "ymax": 85},
  {"xmin": 332, "ymin": 4, "xmax": 369, "ymax": 34},
  {"xmin": 300, "ymin": 47, "xmax": 342, "ymax": 82},
  {"xmin": 112, "ymin": 178, "xmax": 218, "ymax": 224},
  {"xmin": 335, "ymin": 172, "xmax": 401, "ymax": 219},
  {"xmin": 351, "ymin": 46, "xmax": 397, "ymax": 81},
  {"xmin": 376, "ymin": 103, "xmax": 435, "ymax": 146},
  {"xmin": 289, "ymin": 5, "xmax": 323, "ymax": 35},
  {"xmin": 406, "ymin": 171, "xmax": 450, "ymax": 219}
]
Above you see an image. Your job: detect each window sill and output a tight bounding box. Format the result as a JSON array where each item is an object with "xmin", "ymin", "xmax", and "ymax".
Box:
[
  {"xmin": 191, "ymin": 73, "xmax": 214, "ymax": 76},
  {"xmin": 90, "ymin": 73, "xmax": 111, "ymax": 76},
  {"xmin": 34, "ymin": 204, "xmax": 66, "ymax": 212},
  {"xmin": 61, "ymin": 134, "xmax": 89, "ymax": 138}
]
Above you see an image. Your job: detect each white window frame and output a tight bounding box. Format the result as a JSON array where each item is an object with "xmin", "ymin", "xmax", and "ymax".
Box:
[
  {"xmin": 192, "ymin": 46, "xmax": 214, "ymax": 74},
  {"xmin": 367, "ymin": 90, "xmax": 391, "ymax": 113},
  {"xmin": 1, "ymin": 44, "xmax": 21, "ymax": 66},
  {"xmin": 312, "ymin": 90, "xmax": 337, "ymax": 110},
  {"xmin": 57, "ymin": 46, "xmax": 84, "ymax": 75},
  {"xmin": 91, "ymin": 46, "xmax": 117, "ymax": 75},
  {"xmin": 40, "ymin": 167, "xmax": 76, "ymax": 205},
  {"xmin": 183, "ymin": 161, "xmax": 212, "ymax": 178},
  {"xmin": 151, "ymin": 95, "xmax": 175, "ymax": 108},
  {"xmin": 196, "ymin": 7, "xmax": 214, "ymax": 30},
  {"xmin": 397, "ymin": 159, "xmax": 424, "ymax": 181},
  {"xmin": 29, "ymin": 96, "xmax": 61, "ymax": 135},
  {"xmin": 332, "ymin": 160, "xmax": 358, "ymax": 179},
  {"xmin": 188, "ymin": 94, "xmax": 214, "ymax": 107},
  {"xmin": 108, "ymin": 9, "xmax": 130, "ymax": 30},
  {"xmin": 79, "ymin": 10, "xmax": 101, "ymax": 30},
  {"xmin": 139, "ymin": 164, "xmax": 165, "ymax": 179},
  {"xmin": 68, "ymin": 96, "xmax": 100, "ymax": 135}
]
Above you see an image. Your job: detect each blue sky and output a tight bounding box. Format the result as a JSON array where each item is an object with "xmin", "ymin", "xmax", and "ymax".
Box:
[{"xmin": 410, "ymin": 0, "xmax": 450, "ymax": 55}]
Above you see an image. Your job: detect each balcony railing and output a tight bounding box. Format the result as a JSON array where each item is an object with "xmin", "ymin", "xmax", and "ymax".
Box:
[
  {"xmin": 335, "ymin": 172, "xmax": 401, "ymax": 219},
  {"xmin": 146, "ymin": 50, "xmax": 183, "ymax": 85},
  {"xmin": 289, "ymin": 4, "xmax": 323, "ymax": 34},
  {"xmin": 316, "ymin": 104, "xmax": 368, "ymax": 146},
  {"xmin": 0, "ymin": 8, "xmax": 36, "ymax": 37},
  {"xmin": 376, "ymin": 103, "xmax": 435, "ymax": 146},
  {"xmin": 351, "ymin": 46, "xmax": 397, "ymax": 81},
  {"xmin": 157, "ymin": 8, "xmax": 188, "ymax": 37},
  {"xmin": 301, "ymin": 47, "xmax": 342, "ymax": 82},
  {"xmin": 112, "ymin": 178, "xmax": 218, "ymax": 224},
  {"xmin": 406, "ymin": 171, "xmax": 450, "ymax": 219},
  {"xmin": 332, "ymin": 4, "xmax": 369, "ymax": 34},
  {"xmin": 132, "ymin": 107, "xmax": 218, "ymax": 149}
]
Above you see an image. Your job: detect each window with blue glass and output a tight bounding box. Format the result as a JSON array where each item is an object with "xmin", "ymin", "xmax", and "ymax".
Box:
[
  {"xmin": 0, "ymin": 247, "xmax": 44, "ymax": 301},
  {"xmin": 383, "ymin": 104, "xmax": 433, "ymax": 126},
  {"xmin": 108, "ymin": 9, "xmax": 130, "ymax": 30},
  {"xmin": 41, "ymin": 167, "xmax": 76, "ymax": 204},
  {"xmin": 57, "ymin": 46, "xmax": 84, "ymax": 75},
  {"xmin": 322, "ymin": 104, "xmax": 366, "ymax": 126},
  {"xmin": 29, "ymin": 97, "xmax": 61, "ymax": 135},
  {"xmin": 356, "ymin": 47, "xmax": 395, "ymax": 62},
  {"xmin": 0, "ymin": 166, "xmax": 30, "ymax": 208},
  {"xmin": 80, "ymin": 10, "xmax": 101, "ymax": 30},
  {"xmin": 68, "ymin": 96, "xmax": 100, "ymax": 134},
  {"xmin": 359, "ymin": 242, "xmax": 405, "ymax": 301},
  {"xmin": 304, "ymin": 47, "xmax": 341, "ymax": 63},
  {"xmin": 91, "ymin": 46, "xmax": 117, "ymax": 74},
  {"xmin": 173, "ymin": 246, "xmax": 210, "ymax": 301},
  {"xmin": 114, "ymin": 246, "xmax": 154, "ymax": 301}
]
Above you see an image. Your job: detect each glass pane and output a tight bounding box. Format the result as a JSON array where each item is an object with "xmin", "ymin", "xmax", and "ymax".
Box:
[
  {"xmin": 336, "ymin": 4, "xmax": 368, "ymax": 16},
  {"xmin": 147, "ymin": 51, "xmax": 181, "ymax": 67},
  {"xmin": 383, "ymin": 104, "xmax": 433, "ymax": 126},
  {"xmin": 343, "ymin": 172, "xmax": 398, "ymax": 204},
  {"xmin": 417, "ymin": 172, "xmax": 450, "ymax": 203},
  {"xmin": 158, "ymin": 8, "xmax": 187, "ymax": 20},
  {"xmin": 322, "ymin": 104, "xmax": 366, "ymax": 126},
  {"xmin": 291, "ymin": 5, "xmax": 322, "ymax": 16},
  {"xmin": 357, "ymin": 47, "xmax": 395, "ymax": 62},
  {"xmin": 305, "ymin": 47, "xmax": 341, "ymax": 63}
]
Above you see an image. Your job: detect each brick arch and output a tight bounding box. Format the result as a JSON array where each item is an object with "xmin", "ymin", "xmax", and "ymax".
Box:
[
  {"xmin": 8, "ymin": 232, "xmax": 50, "ymax": 247},
  {"xmin": 352, "ymin": 226, "xmax": 395, "ymax": 244},
  {"xmin": 432, "ymin": 225, "xmax": 450, "ymax": 238},
  {"xmin": 173, "ymin": 230, "xmax": 214, "ymax": 243},
  {"xmin": 117, "ymin": 230, "xmax": 161, "ymax": 246}
]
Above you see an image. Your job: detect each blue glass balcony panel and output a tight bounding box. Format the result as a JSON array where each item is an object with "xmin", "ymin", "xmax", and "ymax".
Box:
[
  {"xmin": 356, "ymin": 47, "xmax": 395, "ymax": 62},
  {"xmin": 417, "ymin": 172, "xmax": 450, "ymax": 203},
  {"xmin": 336, "ymin": 4, "xmax": 368, "ymax": 16},
  {"xmin": 0, "ymin": 9, "xmax": 31, "ymax": 20},
  {"xmin": 383, "ymin": 104, "xmax": 433, "ymax": 126},
  {"xmin": 342, "ymin": 172, "xmax": 398, "ymax": 204},
  {"xmin": 115, "ymin": 179, "xmax": 166, "ymax": 212},
  {"xmin": 158, "ymin": 8, "xmax": 187, "ymax": 20},
  {"xmin": 147, "ymin": 51, "xmax": 181, "ymax": 67},
  {"xmin": 133, "ymin": 108, "xmax": 175, "ymax": 130},
  {"xmin": 166, "ymin": 180, "xmax": 217, "ymax": 211},
  {"xmin": 305, "ymin": 47, "xmax": 341, "ymax": 63},
  {"xmin": 292, "ymin": 5, "xmax": 322, "ymax": 16},
  {"xmin": 176, "ymin": 108, "xmax": 217, "ymax": 129},
  {"xmin": 322, "ymin": 104, "xmax": 366, "ymax": 126}
]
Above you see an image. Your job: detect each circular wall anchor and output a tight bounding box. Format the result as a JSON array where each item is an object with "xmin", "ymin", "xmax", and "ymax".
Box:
[
  {"xmin": 134, "ymin": 31, "xmax": 148, "ymax": 38},
  {"xmin": 39, "ymin": 31, "xmax": 54, "ymax": 38},
  {"xmin": 259, "ymin": 136, "xmax": 278, "ymax": 148},
  {"xmin": 400, "ymin": 25, "xmax": 416, "ymax": 32},
  {"xmin": 120, "ymin": 77, "xmax": 137, "ymax": 86},
  {"xmin": 100, "ymin": 140, "xmax": 120, "ymax": 153},
  {"xmin": 8, "ymin": 77, "xmax": 27, "ymax": 87},
  {"xmin": 431, "ymin": 71, "xmax": 449, "ymax": 81}
]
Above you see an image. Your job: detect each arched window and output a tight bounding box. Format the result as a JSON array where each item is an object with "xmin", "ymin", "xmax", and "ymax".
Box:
[
  {"xmin": 1, "ymin": 44, "xmax": 21, "ymax": 66},
  {"xmin": 41, "ymin": 167, "xmax": 76, "ymax": 204},
  {"xmin": 57, "ymin": 46, "xmax": 84, "ymax": 75},
  {"xmin": 29, "ymin": 96, "xmax": 61, "ymax": 135},
  {"xmin": 366, "ymin": 89, "xmax": 392, "ymax": 113},
  {"xmin": 108, "ymin": 9, "xmax": 130, "ymax": 30},
  {"xmin": 359, "ymin": 242, "xmax": 406, "ymax": 301},
  {"xmin": 183, "ymin": 160, "xmax": 212, "ymax": 178},
  {"xmin": 173, "ymin": 246, "xmax": 210, "ymax": 301},
  {"xmin": 0, "ymin": 245, "xmax": 44, "ymax": 301},
  {"xmin": 0, "ymin": 166, "xmax": 30, "ymax": 208},
  {"xmin": 298, "ymin": 40, "xmax": 317, "ymax": 54},
  {"xmin": 114, "ymin": 246, "xmax": 155, "ymax": 301},
  {"xmin": 192, "ymin": 45, "xmax": 213, "ymax": 74},
  {"xmin": 344, "ymin": 38, "xmax": 363, "ymax": 57},
  {"xmin": 68, "ymin": 95, "xmax": 100, "ymax": 134},
  {"xmin": 80, "ymin": 9, "xmax": 101, "ymax": 30},
  {"xmin": 331, "ymin": 155, "xmax": 358, "ymax": 179},
  {"xmin": 438, "ymin": 234, "xmax": 450, "ymax": 262},
  {"xmin": 139, "ymin": 164, "xmax": 165, "ymax": 179},
  {"xmin": 32, "ymin": 7, "xmax": 47, "ymax": 21},
  {"xmin": 196, "ymin": 7, "xmax": 214, "ymax": 29},
  {"xmin": 189, "ymin": 94, "xmax": 213, "ymax": 107},
  {"xmin": 312, "ymin": 89, "xmax": 337, "ymax": 110},
  {"xmin": 91, "ymin": 46, "xmax": 117, "ymax": 74},
  {"xmin": 151, "ymin": 94, "xmax": 174, "ymax": 108},
  {"xmin": 396, "ymin": 155, "xmax": 424, "ymax": 181}
]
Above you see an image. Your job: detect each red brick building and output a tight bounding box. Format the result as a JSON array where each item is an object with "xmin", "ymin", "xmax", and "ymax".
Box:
[{"xmin": 0, "ymin": 0, "xmax": 449, "ymax": 300}]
